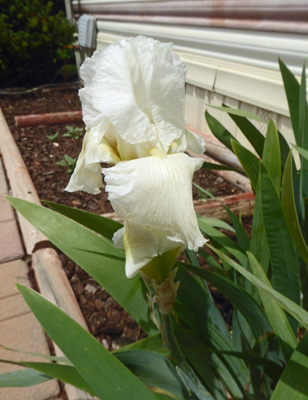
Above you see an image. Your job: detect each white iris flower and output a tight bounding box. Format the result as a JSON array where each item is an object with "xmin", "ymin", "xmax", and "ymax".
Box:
[{"xmin": 66, "ymin": 36, "xmax": 207, "ymax": 278}]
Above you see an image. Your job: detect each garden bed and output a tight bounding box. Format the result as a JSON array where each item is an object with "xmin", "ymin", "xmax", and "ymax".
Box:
[{"xmin": 0, "ymin": 87, "xmax": 250, "ymax": 347}]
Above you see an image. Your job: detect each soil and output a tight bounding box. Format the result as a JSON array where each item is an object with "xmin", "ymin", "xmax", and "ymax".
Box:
[{"xmin": 0, "ymin": 86, "xmax": 247, "ymax": 347}]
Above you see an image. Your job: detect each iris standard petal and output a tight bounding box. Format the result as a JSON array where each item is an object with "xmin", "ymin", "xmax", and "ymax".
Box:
[
  {"xmin": 103, "ymin": 152, "xmax": 206, "ymax": 251},
  {"xmin": 79, "ymin": 36, "xmax": 187, "ymax": 151}
]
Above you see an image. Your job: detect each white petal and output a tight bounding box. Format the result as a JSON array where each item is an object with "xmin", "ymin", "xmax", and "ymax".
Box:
[
  {"xmin": 186, "ymin": 129, "xmax": 206, "ymax": 154},
  {"xmin": 84, "ymin": 131, "xmax": 120, "ymax": 165},
  {"xmin": 79, "ymin": 36, "xmax": 186, "ymax": 151},
  {"xmin": 119, "ymin": 220, "xmax": 184, "ymax": 278},
  {"xmin": 65, "ymin": 130, "xmax": 120, "ymax": 194},
  {"xmin": 122, "ymin": 221, "xmax": 159, "ymax": 277},
  {"xmin": 168, "ymin": 134, "xmax": 187, "ymax": 154},
  {"xmin": 65, "ymin": 145, "xmax": 103, "ymax": 194},
  {"xmin": 112, "ymin": 227, "xmax": 124, "ymax": 249},
  {"xmin": 103, "ymin": 153, "xmax": 206, "ymax": 251}
]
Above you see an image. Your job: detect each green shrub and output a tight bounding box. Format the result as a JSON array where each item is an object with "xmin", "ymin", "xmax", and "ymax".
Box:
[{"xmin": 0, "ymin": 0, "xmax": 76, "ymax": 88}]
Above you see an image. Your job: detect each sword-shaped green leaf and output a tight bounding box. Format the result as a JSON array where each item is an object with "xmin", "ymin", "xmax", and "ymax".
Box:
[
  {"xmin": 271, "ymin": 331, "xmax": 308, "ymax": 400},
  {"xmin": 282, "ymin": 151, "xmax": 308, "ymax": 267},
  {"xmin": 17, "ymin": 284, "xmax": 159, "ymax": 400},
  {"xmin": 7, "ymin": 197, "xmax": 156, "ymax": 335},
  {"xmin": 205, "ymin": 110, "xmax": 238, "ymax": 152}
]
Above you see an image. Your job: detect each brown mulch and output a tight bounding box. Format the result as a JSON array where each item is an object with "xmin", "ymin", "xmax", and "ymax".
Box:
[{"xmin": 0, "ymin": 86, "xmax": 246, "ymax": 346}]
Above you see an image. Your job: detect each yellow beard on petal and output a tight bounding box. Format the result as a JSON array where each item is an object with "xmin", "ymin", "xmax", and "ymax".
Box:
[{"xmin": 149, "ymin": 147, "xmax": 167, "ymax": 158}]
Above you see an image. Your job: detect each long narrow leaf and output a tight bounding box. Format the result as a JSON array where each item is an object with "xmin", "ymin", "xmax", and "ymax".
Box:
[
  {"xmin": 175, "ymin": 269, "xmax": 249, "ymax": 396},
  {"xmin": 206, "ymin": 105, "xmax": 266, "ymax": 122},
  {"xmin": 224, "ymin": 208, "xmax": 249, "ymax": 252},
  {"xmin": 114, "ymin": 334, "xmax": 168, "ymax": 356},
  {"xmin": 278, "ymin": 129, "xmax": 293, "ymax": 167},
  {"xmin": 225, "ymin": 108, "xmax": 265, "ymax": 158},
  {"xmin": 175, "ymin": 267, "xmax": 229, "ymax": 340},
  {"xmin": 175, "ymin": 267, "xmax": 249, "ymax": 396},
  {"xmin": 22, "ymin": 362, "xmax": 95, "ymax": 395},
  {"xmin": 44, "ymin": 200, "xmax": 122, "ymax": 240},
  {"xmin": 299, "ymin": 65, "xmax": 308, "ymax": 198},
  {"xmin": 205, "ymin": 110, "xmax": 238, "ymax": 152},
  {"xmin": 197, "ymin": 215, "xmax": 235, "ymax": 232},
  {"xmin": 195, "ymin": 184, "xmax": 249, "ymax": 251},
  {"xmin": 177, "ymin": 330, "xmax": 245, "ymax": 399},
  {"xmin": 0, "ymin": 368, "xmax": 51, "ymax": 387},
  {"xmin": 197, "ymin": 248, "xmax": 224, "ymax": 273},
  {"xmin": 249, "ymin": 185, "xmax": 270, "ymax": 274},
  {"xmin": 279, "ymin": 59, "xmax": 300, "ymax": 144},
  {"xmin": 262, "ymin": 120, "xmax": 281, "ymax": 195},
  {"xmin": 293, "ymin": 144, "xmax": 308, "ymax": 161},
  {"xmin": 271, "ymin": 331, "xmax": 308, "ymax": 400},
  {"xmin": 201, "ymin": 161, "xmax": 243, "ymax": 173},
  {"xmin": 0, "ymin": 345, "xmax": 69, "ymax": 364},
  {"xmin": 247, "ymin": 252, "xmax": 298, "ymax": 361},
  {"xmin": 116, "ymin": 350, "xmax": 190, "ymax": 400},
  {"xmin": 209, "ymin": 350, "xmax": 283, "ymax": 382},
  {"xmin": 259, "ymin": 163, "xmax": 300, "ymax": 310},
  {"xmin": 17, "ymin": 284, "xmax": 158, "ymax": 400},
  {"xmin": 207, "ymin": 245, "xmax": 308, "ymax": 330},
  {"xmin": 181, "ymin": 263, "xmax": 270, "ymax": 339},
  {"xmin": 7, "ymin": 197, "xmax": 156, "ymax": 335},
  {"xmin": 231, "ymin": 140, "xmax": 260, "ymax": 192},
  {"xmin": 282, "ymin": 151, "xmax": 308, "ymax": 266},
  {"xmin": 197, "ymin": 221, "xmax": 248, "ymax": 268}
]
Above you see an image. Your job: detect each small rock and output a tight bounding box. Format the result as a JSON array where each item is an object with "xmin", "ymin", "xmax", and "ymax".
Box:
[
  {"xmin": 95, "ymin": 299, "xmax": 103, "ymax": 311},
  {"xmin": 72, "ymin": 281, "xmax": 84, "ymax": 295},
  {"xmin": 79, "ymin": 295, "xmax": 87, "ymax": 305},
  {"xmin": 101, "ymin": 339, "xmax": 109, "ymax": 350},
  {"xmin": 85, "ymin": 283, "xmax": 97, "ymax": 295},
  {"xmin": 107, "ymin": 297, "xmax": 115, "ymax": 306},
  {"xmin": 70, "ymin": 273, "xmax": 80, "ymax": 283},
  {"xmin": 111, "ymin": 337, "xmax": 130, "ymax": 351},
  {"xmin": 110, "ymin": 309, "xmax": 121, "ymax": 323},
  {"xmin": 215, "ymin": 177, "xmax": 224, "ymax": 184}
]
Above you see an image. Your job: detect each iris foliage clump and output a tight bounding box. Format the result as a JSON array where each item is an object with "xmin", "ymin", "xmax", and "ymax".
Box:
[{"xmin": 1, "ymin": 37, "xmax": 308, "ymax": 400}]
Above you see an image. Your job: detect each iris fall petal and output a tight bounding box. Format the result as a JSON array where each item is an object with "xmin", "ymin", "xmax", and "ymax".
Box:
[
  {"xmin": 113, "ymin": 220, "xmax": 185, "ymax": 278},
  {"xmin": 103, "ymin": 152, "xmax": 206, "ymax": 251}
]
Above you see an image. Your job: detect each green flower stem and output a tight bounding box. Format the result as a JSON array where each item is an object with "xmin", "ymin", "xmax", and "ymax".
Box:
[
  {"xmin": 141, "ymin": 267, "xmax": 212, "ymax": 399},
  {"xmin": 160, "ymin": 311, "xmax": 182, "ymax": 361}
]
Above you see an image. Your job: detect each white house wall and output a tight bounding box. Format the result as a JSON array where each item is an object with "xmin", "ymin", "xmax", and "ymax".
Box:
[{"xmin": 73, "ymin": 1, "xmax": 308, "ymax": 152}]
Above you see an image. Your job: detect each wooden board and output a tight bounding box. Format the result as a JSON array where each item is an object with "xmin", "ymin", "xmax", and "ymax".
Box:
[
  {"xmin": 0, "ymin": 108, "xmax": 96, "ymax": 400},
  {"xmin": 15, "ymin": 110, "xmax": 82, "ymax": 127}
]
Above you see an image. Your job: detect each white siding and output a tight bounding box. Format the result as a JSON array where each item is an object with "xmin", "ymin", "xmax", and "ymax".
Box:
[{"xmin": 73, "ymin": 1, "xmax": 307, "ymax": 153}]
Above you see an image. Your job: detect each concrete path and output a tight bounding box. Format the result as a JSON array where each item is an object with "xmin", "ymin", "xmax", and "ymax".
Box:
[{"xmin": 0, "ymin": 158, "xmax": 59, "ymax": 399}]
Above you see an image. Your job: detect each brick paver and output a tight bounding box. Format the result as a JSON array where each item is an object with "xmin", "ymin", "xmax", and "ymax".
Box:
[
  {"xmin": 0, "ymin": 220, "xmax": 24, "ymax": 263},
  {"xmin": 0, "ymin": 294, "xmax": 31, "ymax": 322},
  {"xmin": 0, "ymin": 313, "xmax": 59, "ymax": 400},
  {"xmin": 0, "ymin": 260, "xmax": 30, "ymax": 300},
  {"xmin": 0, "ymin": 195, "xmax": 15, "ymax": 223}
]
